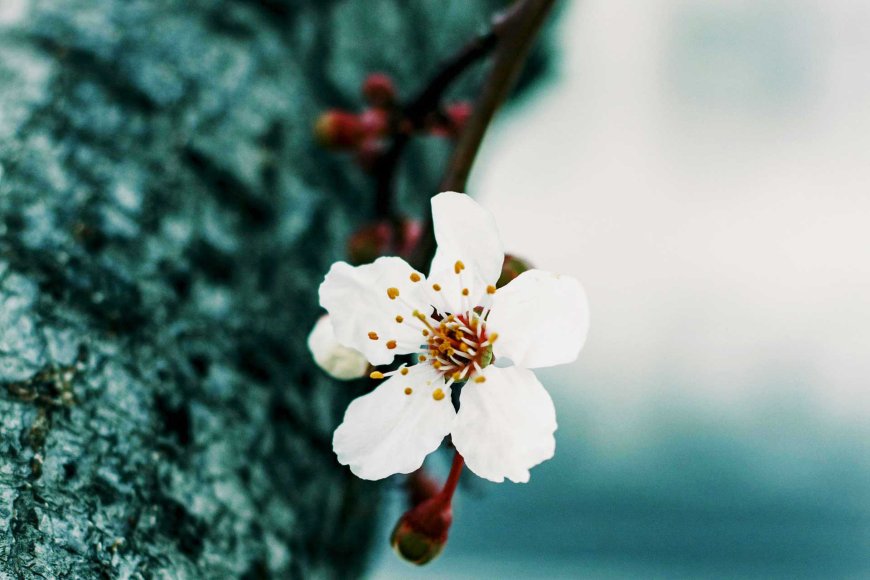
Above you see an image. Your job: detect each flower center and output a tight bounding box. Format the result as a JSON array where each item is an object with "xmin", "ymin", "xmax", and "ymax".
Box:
[{"xmin": 414, "ymin": 310, "xmax": 495, "ymax": 383}]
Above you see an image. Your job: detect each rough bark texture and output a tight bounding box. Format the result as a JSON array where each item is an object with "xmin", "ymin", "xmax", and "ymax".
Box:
[{"xmin": 0, "ymin": 1, "xmax": 550, "ymax": 577}]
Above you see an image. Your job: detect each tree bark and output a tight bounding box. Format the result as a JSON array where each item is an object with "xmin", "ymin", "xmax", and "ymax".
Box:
[{"xmin": 0, "ymin": 1, "xmax": 550, "ymax": 577}]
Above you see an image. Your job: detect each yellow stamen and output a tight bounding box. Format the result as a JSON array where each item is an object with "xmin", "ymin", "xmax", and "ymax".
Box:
[
  {"xmin": 370, "ymin": 371, "xmax": 384, "ymax": 379},
  {"xmin": 451, "ymin": 372, "xmax": 461, "ymax": 381},
  {"xmin": 418, "ymin": 355, "xmax": 427, "ymax": 362},
  {"xmin": 454, "ymin": 260, "xmax": 465, "ymax": 274},
  {"xmin": 400, "ymin": 367, "xmax": 409, "ymax": 376},
  {"xmin": 486, "ymin": 285, "xmax": 496, "ymax": 294},
  {"xmin": 404, "ymin": 387, "xmax": 413, "ymax": 395},
  {"xmin": 462, "ymin": 288, "xmax": 469, "ymax": 296},
  {"xmin": 474, "ymin": 376, "xmax": 486, "ymax": 383},
  {"xmin": 432, "ymin": 283, "xmax": 442, "ymax": 291},
  {"xmin": 387, "ymin": 287, "xmax": 400, "ymax": 300},
  {"xmin": 395, "ymin": 315, "xmax": 404, "ymax": 323},
  {"xmin": 386, "ymin": 340, "xmax": 397, "ymax": 349},
  {"xmin": 432, "ymin": 388, "xmax": 445, "ymax": 401},
  {"xmin": 368, "ymin": 331, "xmax": 379, "ymax": 340},
  {"xmin": 410, "ymin": 273, "xmax": 421, "ymax": 282},
  {"xmin": 488, "ymin": 333, "xmax": 499, "ymax": 343}
]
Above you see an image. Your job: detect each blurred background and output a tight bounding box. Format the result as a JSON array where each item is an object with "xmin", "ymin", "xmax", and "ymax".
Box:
[{"xmin": 374, "ymin": 0, "xmax": 870, "ymax": 577}]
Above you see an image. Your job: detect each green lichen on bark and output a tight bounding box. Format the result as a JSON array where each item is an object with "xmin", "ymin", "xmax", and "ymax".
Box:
[{"xmin": 0, "ymin": 0, "xmax": 551, "ymax": 577}]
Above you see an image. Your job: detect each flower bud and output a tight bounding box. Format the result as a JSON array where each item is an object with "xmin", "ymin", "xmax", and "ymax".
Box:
[
  {"xmin": 347, "ymin": 221, "xmax": 393, "ymax": 266},
  {"xmin": 362, "ymin": 73, "xmax": 397, "ymax": 108},
  {"xmin": 314, "ymin": 110, "xmax": 362, "ymax": 149},
  {"xmin": 446, "ymin": 101, "xmax": 472, "ymax": 136},
  {"xmin": 497, "ymin": 254, "xmax": 532, "ymax": 288},
  {"xmin": 390, "ymin": 494, "xmax": 452, "ymax": 566},
  {"xmin": 358, "ymin": 108, "xmax": 390, "ymax": 139},
  {"xmin": 307, "ymin": 315, "xmax": 369, "ymax": 380}
]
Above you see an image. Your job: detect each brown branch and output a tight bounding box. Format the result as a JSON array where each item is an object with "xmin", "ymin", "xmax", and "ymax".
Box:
[
  {"xmin": 411, "ymin": 0, "xmax": 558, "ymax": 269},
  {"xmin": 375, "ymin": 30, "xmax": 498, "ymax": 219}
]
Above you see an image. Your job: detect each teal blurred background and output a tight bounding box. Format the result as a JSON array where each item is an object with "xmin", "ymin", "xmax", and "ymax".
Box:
[{"xmin": 373, "ymin": 1, "xmax": 870, "ymax": 577}]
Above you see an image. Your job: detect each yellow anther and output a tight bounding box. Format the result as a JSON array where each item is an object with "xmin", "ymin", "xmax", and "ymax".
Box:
[
  {"xmin": 368, "ymin": 331, "xmax": 379, "ymax": 340},
  {"xmin": 488, "ymin": 333, "xmax": 499, "ymax": 343},
  {"xmin": 395, "ymin": 315, "xmax": 404, "ymax": 323},
  {"xmin": 474, "ymin": 376, "xmax": 486, "ymax": 383},
  {"xmin": 404, "ymin": 387, "xmax": 413, "ymax": 395},
  {"xmin": 370, "ymin": 371, "xmax": 385, "ymax": 379},
  {"xmin": 386, "ymin": 340, "xmax": 397, "ymax": 350},
  {"xmin": 422, "ymin": 329, "xmax": 429, "ymax": 336},
  {"xmin": 387, "ymin": 287, "xmax": 400, "ymax": 300},
  {"xmin": 451, "ymin": 372, "xmax": 460, "ymax": 381},
  {"xmin": 432, "ymin": 388, "xmax": 445, "ymax": 401},
  {"xmin": 433, "ymin": 361, "xmax": 442, "ymax": 369},
  {"xmin": 486, "ymin": 285, "xmax": 497, "ymax": 294},
  {"xmin": 432, "ymin": 283, "xmax": 442, "ymax": 291},
  {"xmin": 410, "ymin": 273, "xmax": 421, "ymax": 282},
  {"xmin": 418, "ymin": 355, "xmax": 427, "ymax": 362},
  {"xmin": 462, "ymin": 288, "xmax": 469, "ymax": 296},
  {"xmin": 459, "ymin": 343, "xmax": 469, "ymax": 352},
  {"xmin": 400, "ymin": 367, "xmax": 409, "ymax": 376},
  {"xmin": 454, "ymin": 260, "xmax": 465, "ymax": 274}
]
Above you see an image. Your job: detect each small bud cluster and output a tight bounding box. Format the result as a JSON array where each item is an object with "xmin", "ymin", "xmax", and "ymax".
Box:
[{"xmin": 314, "ymin": 72, "xmax": 472, "ymax": 172}]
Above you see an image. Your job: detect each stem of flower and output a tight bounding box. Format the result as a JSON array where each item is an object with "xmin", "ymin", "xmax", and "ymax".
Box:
[
  {"xmin": 440, "ymin": 451, "xmax": 465, "ymax": 503},
  {"xmin": 412, "ymin": 0, "xmax": 558, "ymax": 269}
]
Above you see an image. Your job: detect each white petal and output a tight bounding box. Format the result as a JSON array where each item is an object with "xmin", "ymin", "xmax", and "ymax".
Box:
[
  {"xmin": 486, "ymin": 269, "xmax": 589, "ymax": 369},
  {"xmin": 319, "ymin": 257, "xmax": 428, "ymax": 366},
  {"xmin": 307, "ymin": 315, "xmax": 369, "ymax": 380},
  {"xmin": 452, "ymin": 366, "xmax": 556, "ymax": 483},
  {"xmin": 428, "ymin": 192, "xmax": 504, "ymax": 314},
  {"xmin": 333, "ymin": 365, "xmax": 456, "ymax": 480}
]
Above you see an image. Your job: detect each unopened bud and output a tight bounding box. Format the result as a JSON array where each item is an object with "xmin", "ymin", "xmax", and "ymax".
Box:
[
  {"xmin": 362, "ymin": 73, "xmax": 397, "ymax": 108},
  {"xmin": 314, "ymin": 110, "xmax": 362, "ymax": 149},
  {"xmin": 446, "ymin": 101, "xmax": 472, "ymax": 136},
  {"xmin": 307, "ymin": 315, "xmax": 369, "ymax": 380},
  {"xmin": 347, "ymin": 221, "xmax": 393, "ymax": 265},
  {"xmin": 391, "ymin": 494, "xmax": 452, "ymax": 566},
  {"xmin": 396, "ymin": 219, "xmax": 422, "ymax": 259},
  {"xmin": 497, "ymin": 254, "xmax": 532, "ymax": 288},
  {"xmin": 358, "ymin": 108, "xmax": 390, "ymax": 139}
]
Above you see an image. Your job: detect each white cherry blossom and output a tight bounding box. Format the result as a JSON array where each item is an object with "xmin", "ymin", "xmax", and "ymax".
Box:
[
  {"xmin": 319, "ymin": 191, "xmax": 589, "ymax": 483},
  {"xmin": 307, "ymin": 314, "xmax": 370, "ymax": 380}
]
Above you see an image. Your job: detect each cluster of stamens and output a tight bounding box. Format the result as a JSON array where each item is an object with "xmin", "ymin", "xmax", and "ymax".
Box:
[{"xmin": 367, "ymin": 260, "xmax": 499, "ymax": 400}]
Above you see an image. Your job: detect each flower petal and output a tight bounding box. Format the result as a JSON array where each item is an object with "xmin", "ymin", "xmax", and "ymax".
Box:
[
  {"xmin": 486, "ymin": 269, "xmax": 589, "ymax": 369},
  {"xmin": 307, "ymin": 315, "xmax": 369, "ymax": 380},
  {"xmin": 333, "ymin": 365, "xmax": 455, "ymax": 480},
  {"xmin": 319, "ymin": 257, "xmax": 428, "ymax": 366},
  {"xmin": 428, "ymin": 192, "xmax": 504, "ymax": 314},
  {"xmin": 452, "ymin": 366, "xmax": 556, "ymax": 483}
]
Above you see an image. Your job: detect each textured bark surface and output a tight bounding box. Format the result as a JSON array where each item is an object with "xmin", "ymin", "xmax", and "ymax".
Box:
[{"xmin": 0, "ymin": 1, "xmax": 550, "ymax": 577}]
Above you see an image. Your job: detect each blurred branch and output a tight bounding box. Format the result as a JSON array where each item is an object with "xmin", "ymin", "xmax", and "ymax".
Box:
[
  {"xmin": 375, "ymin": 30, "xmax": 498, "ymax": 218},
  {"xmin": 412, "ymin": 0, "xmax": 558, "ymax": 269}
]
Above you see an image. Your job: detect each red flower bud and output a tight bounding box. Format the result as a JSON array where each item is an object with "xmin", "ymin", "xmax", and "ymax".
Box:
[
  {"xmin": 397, "ymin": 219, "xmax": 422, "ymax": 259},
  {"xmin": 358, "ymin": 108, "xmax": 390, "ymax": 139},
  {"xmin": 390, "ymin": 494, "xmax": 452, "ymax": 566},
  {"xmin": 362, "ymin": 73, "xmax": 397, "ymax": 108},
  {"xmin": 446, "ymin": 101, "xmax": 473, "ymax": 136},
  {"xmin": 347, "ymin": 221, "xmax": 393, "ymax": 265},
  {"xmin": 314, "ymin": 110, "xmax": 362, "ymax": 149},
  {"xmin": 497, "ymin": 254, "xmax": 532, "ymax": 288}
]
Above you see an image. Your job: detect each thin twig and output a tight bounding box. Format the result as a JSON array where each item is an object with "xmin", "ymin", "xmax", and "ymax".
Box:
[
  {"xmin": 375, "ymin": 30, "xmax": 499, "ymax": 219},
  {"xmin": 412, "ymin": 0, "xmax": 558, "ymax": 269}
]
